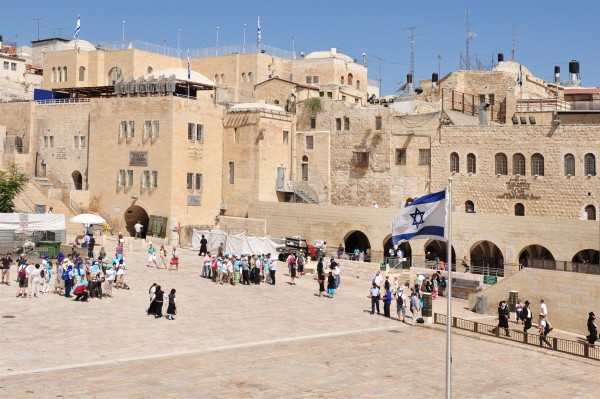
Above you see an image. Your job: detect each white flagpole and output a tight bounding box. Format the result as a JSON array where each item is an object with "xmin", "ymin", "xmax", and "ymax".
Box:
[{"xmin": 446, "ymin": 177, "xmax": 453, "ymax": 399}]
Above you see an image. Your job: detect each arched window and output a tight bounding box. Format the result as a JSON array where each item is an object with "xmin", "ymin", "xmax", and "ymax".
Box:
[
  {"xmin": 274, "ymin": 99, "xmax": 280, "ymax": 106},
  {"xmin": 515, "ymin": 203, "xmax": 525, "ymax": 216},
  {"xmin": 108, "ymin": 67, "xmax": 123, "ymax": 85},
  {"xmin": 531, "ymin": 153, "xmax": 544, "ymax": 176},
  {"xmin": 340, "ymin": 76, "xmax": 345, "ymax": 85},
  {"xmin": 585, "ymin": 205, "xmax": 596, "ymax": 220},
  {"xmin": 147, "ymin": 66, "xmax": 153, "ymax": 74},
  {"xmin": 78, "ymin": 66, "xmax": 86, "ymax": 82},
  {"xmin": 465, "ymin": 200, "xmax": 475, "ymax": 213},
  {"xmin": 356, "ymin": 80, "xmax": 360, "ymax": 90},
  {"xmin": 467, "ymin": 153, "xmax": 476, "ymax": 174},
  {"xmin": 347, "ymin": 73, "xmax": 353, "ymax": 86},
  {"xmin": 301, "ymin": 155, "xmax": 309, "ymax": 181},
  {"xmin": 248, "ymin": 72, "xmax": 252, "ymax": 82},
  {"xmin": 58, "ymin": 67, "xmax": 62, "ymax": 82},
  {"xmin": 220, "ymin": 74, "xmax": 225, "ymax": 83},
  {"xmin": 495, "ymin": 153, "xmax": 508, "ymax": 175},
  {"xmin": 52, "ymin": 67, "xmax": 56, "ymax": 82},
  {"xmin": 241, "ymin": 72, "xmax": 246, "ymax": 82},
  {"xmin": 513, "ymin": 153, "xmax": 526, "ymax": 175},
  {"xmin": 584, "ymin": 153, "xmax": 596, "ymax": 176},
  {"xmin": 450, "ymin": 152, "xmax": 460, "ymax": 173},
  {"xmin": 564, "ymin": 153, "xmax": 575, "ymax": 176},
  {"xmin": 63, "ymin": 66, "xmax": 67, "ymax": 81},
  {"xmin": 214, "ymin": 74, "xmax": 219, "ymax": 83}
]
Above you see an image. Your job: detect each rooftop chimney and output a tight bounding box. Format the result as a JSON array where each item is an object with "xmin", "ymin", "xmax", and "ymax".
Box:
[
  {"xmin": 498, "ymin": 53, "xmax": 504, "ymax": 62},
  {"xmin": 407, "ymin": 73, "xmax": 414, "ymax": 94},
  {"xmin": 569, "ymin": 60, "xmax": 580, "ymax": 81},
  {"xmin": 432, "ymin": 73, "xmax": 438, "ymax": 89},
  {"xmin": 554, "ymin": 66, "xmax": 560, "ymax": 83}
]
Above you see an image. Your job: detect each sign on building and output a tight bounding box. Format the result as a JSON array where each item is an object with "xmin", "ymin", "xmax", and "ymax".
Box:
[
  {"xmin": 187, "ymin": 195, "xmax": 202, "ymax": 206},
  {"xmin": 129, "ymin": 151, "xmax": 148, "ymax": 167}
]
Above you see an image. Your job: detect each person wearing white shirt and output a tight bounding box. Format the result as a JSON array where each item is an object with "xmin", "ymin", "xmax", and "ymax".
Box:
[
  {"xmin": 29, "ymin": 264, "xmax": 42, "ymax": 298},
  {"xmin": 202, "ymin": 253, "xmax": 211, "ymax": 278},
  {"xmin": 539, "ymin": 299, "xmax": 548, "ymax": 324},
  {"xmin": 104, "ymin": 267, "xmax": 115, "ymax": 297},
  {"xmin": 373, "ymin": 271, "xmax": 383, "ymax": 288}
]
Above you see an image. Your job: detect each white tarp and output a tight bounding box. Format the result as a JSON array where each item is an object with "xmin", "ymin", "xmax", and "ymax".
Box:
[
  {"xmin": 191, "ymin": 228, "xmax": 282, "ymax": 256},
  {"xmin": 0, "ymin": 213, "xmax": 66, "ymax": 232}
]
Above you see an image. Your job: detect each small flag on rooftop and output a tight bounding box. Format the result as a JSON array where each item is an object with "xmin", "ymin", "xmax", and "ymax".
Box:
[
  {"xmin": 391, "ymin": 189, "xmax": 447, "ymax": 244},
  {"xmin": 517, "ymin": 64, "xmax": 523, "ymax": 86},
  {"xmin": 187, "ymin": 49, "xmax": 191, "ymax": 79},
  {"xmin": 257, "ymin": 16, "xmax": 261, "ymax": 49},
  {"xmin": 74, "ymin": 14, "xmax": 81, "ymax": 39}
]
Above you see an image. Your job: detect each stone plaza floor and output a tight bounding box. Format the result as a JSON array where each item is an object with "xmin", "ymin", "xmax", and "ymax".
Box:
[{"xmin": 0, "ymin": 247, "xmax": 598, "ymax": 398}]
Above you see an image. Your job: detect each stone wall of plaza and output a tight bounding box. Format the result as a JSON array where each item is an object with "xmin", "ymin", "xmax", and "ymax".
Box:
[
  {"xmin": 431, "ymin": 125, "xmax": 600, "ymax": 219},
  {"xmin": 295, "ymin": 99, "xmax": 440, "ymax": 207},
  {"xmin": 42, "ymin": 48, "xmax": 182, "ymax": 90},
  {"xmin": 248, "ymin": 201, "xmax": 599, "ymax": 267},
  {"xmin": 87, "ymin": 96, "xmax": 225, "ymax": 235},
  {"xmin": 221, "ymin": 110, "xmax": 294, "ymax": 217}
]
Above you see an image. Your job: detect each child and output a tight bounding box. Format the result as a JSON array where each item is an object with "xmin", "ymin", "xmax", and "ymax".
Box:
[
  {"xmin": 317, "ymin": 267, "xmax": 325, "ymax": 297},
  {"xmin": 166, "ymin": 288, "xmax": 176, "ymax": 320},
  {"xmin": 42, "ymin": 261, "xmax": 52, "ymax": 294},
  {"xmin": 327, "ymin": 271, "xmax": 336, "ymax": 299}
]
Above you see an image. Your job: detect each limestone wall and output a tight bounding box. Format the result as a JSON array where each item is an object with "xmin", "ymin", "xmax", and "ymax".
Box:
[{"xmin": 468, "ymin": 267, "xmax": 600, "ymax": 336}]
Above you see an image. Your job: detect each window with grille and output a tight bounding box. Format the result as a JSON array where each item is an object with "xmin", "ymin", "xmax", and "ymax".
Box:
[
  {"xmin": 151, "ymin": 171, "xmax": 158, "ymax": 188},
  {"xmin": 117, "ymin": 170, "xmax": 126, "ymax": 187},
  {"xmin": 344, "ymin": 117, "xmax": 350, "ymax": 130},
  {"xmin": 188, "ymin": 123, "xmax": 195, "ymax": 141},
  {"xmin": 336, "ymin": 118, "xmax": 341, "ymax": 131},
  {"xmin": 395, "ymin": 149, "xmax": 406, "ymax": 165},
  {"xmin": 450, "ymin": 152, "xmax": 460, "ymax": 173},
  {"xmin": 419, "ymin": 149, "xmax": 430, "ymax": 165},
  {"xmin": 186, "ymin": 173, "xmax": 194, "ymax": 190},
  {"xmin": 495, "ymin": 153, "xmax": 508, "ymax": 175},
  {"xmin": 375, "ymin": 116, "xmax": 382, "ymax": 131},
  {"xmin": 234, "ymin": 128, "xmax": 240, "ymax": 142},
  {"xmin": 352, "ymin": 151, "xmax": 369, "ymax": 167},
  {"xmin": 197, "ymin": 124, "xmax": 204, "ymax": 142},
  {"xmin": 144, "ymin": 121, "xmax": 152, "ymax": 138},
  {"xmin": 306, "ymin": 135, "xmax": 314, "ymax": 150},
  {"xmin": 312, "ymin": 76, "xmax": 319, "ymax": 84},
  {"xmin": 564, "ymin": 154, "xmax": 575, "ymax": 176},
  {"xmin": 584, "ymin": 153, "xmax": 596, "ymax": 176},
  {"xmin": 141, "ymin": 170, "xmax": 150, "ymax": 188},
  {"xmin": 119, "ymin": 121, "xmax": 127, "ymax": 140},
  {"xmin": 195, "ymin": 173, "xmax": 203, "ymax": 191},
  {"xmin": 531, "ymin": 153, "xmax": 544, "ymax": 176},
  {"xmin": 126, "ymin": 170, "xmax": 134, "ymax": 187},
  {"xmin": 310, "ymin": 118, "xmax": 316, "ymax": 129},
  {"xmin": 152, "ymin": 121, "xmax": 159, "ymax": 139},
  {"xmin": 73, "ymin": 136, "xmax": 86, "ymax": 149},
  {"xmin": 127, "ymin": 121, "xmax": 135, "ymax": 139},
  {"xmin": 306, "ymin": 76, "xmax": 312, "ymax": 84},
  {"xmin": 513, "ymin": 153, "xmax": 525, "ymax": 175},
  {"xmin": 467, "ymin": 153, "xmax": 476, "ymax": 173},
  {"xmin": 585, "ymin": 205, "xmax": 596, "ymax": 221},
  {"xmin": 228, "ymin": 162, "xmax": 235, "ymax": 184},
  {"xmin": 283, "ymin": 131, "xmax": 289, "ymax": 144}
]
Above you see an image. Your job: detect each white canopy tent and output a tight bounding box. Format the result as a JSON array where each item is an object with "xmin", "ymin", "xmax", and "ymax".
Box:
[
  {"xmin": 191, "ymin": 228, "xmax": 283, "ymax": 256},
  {"xmin": 0, "ymin": 213, "xmax": 66, "ymax": 232}
]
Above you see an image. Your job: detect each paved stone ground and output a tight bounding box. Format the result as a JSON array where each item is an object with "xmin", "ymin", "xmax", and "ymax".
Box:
[{"xmin": 0, "ymin": 247, "xmax": 598, "ymax": 398}]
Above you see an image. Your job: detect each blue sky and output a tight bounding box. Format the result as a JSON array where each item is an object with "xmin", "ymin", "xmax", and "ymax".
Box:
[{"xmin": 2, "ymin": 0, "xmax": 599, "ymax": 95}]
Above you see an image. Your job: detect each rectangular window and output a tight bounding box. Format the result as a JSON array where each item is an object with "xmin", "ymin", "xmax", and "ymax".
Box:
[
  {"xmin": 3, "ymin": 62, "xmax": 8, "ymax": 70},
  {"xmin": 375, "ymin": 116, "xmax": 383, "ymax": 131},
  {"xmin": 152, "ymin": 121, "xmax": 160, "ymax": 139},
  {"xmin": 479, "ymin": 94, "xmax": 486, "ymax": 104},
  {"xmin": 327, "ymin": 92, "xmax": 332, "ymax": 98},
  {"xmin": 195, "ymin": 173, "xmax": 203, "ymax": 191},
  {"xmin": 196, "ymin": 124, "xmax": 204, "ymax": 142},
  {"xmin": 283, "ymin": 131, "xmax": 289, "ymax": 145},
  {"xmin": 144, "ymin": 121, "xmax": 152, "ymax": 138},
  {"xmin": 312, "ymin": 76, "xmax": 319, "ymax": 84},
  {"xmin": 301, "ymin": 163, "xmax": 308, "ymax": 181},
  {"xmin": 310, "ymin": 118, "xmax": 316, "ymax": 129},
  {"xmin": 151, "ymin": 171, "xmax": 158, "ymax": 188},
  {"xmin": 73, "ymin": 136, "xmax": 86, "ymax": 149},
  {"xmin": 186, "ymin": 173, "xmax": 194, "ymax": 190},
  {"xmin": 233, "ymin": 128, "xmax": 239, "ymax": 142},
  {"xmin": 488, "ymin": 94, "xmax": 495, "ymax": 105},
  {"xmin": 11, "ymin": 63, "xmax": 17, "ymax": 71},
  {"xmin": 141, "ymin": 170, "xmax": 150, "ymax": 188},
  {"xmin": 319, "ymin": 92, "xmax": 324, "ymax": 97},
  {"xmin": 344, "ymin": 117, "xmax": 350, "ymax": 130},
  {"xmin": 341, "ymin": 95, "xmax": 346, "ymax": 101},
  {"xmin": 395, "ymin": 149, "xmax": 406, "ymax": 165},
  {"xmin": 117, "ymin": 169, "xmax": 126, "ymax": 187},
  {"xmin": 127, "ymin": 170, "xmax": 134, "ymax": 187},
  {"xmin": 306, "ymin": 76, "xmax": 312, "ymax": 84},
  {"xmin": 335, "ymin": 118, "xmax": 342, "ymax": 131},
  {"xmin": 127, "ymin": 121, "xmax": 135, "ymax": 138},
  {"xmin": 352, "ymin": 151, "xmax": 369, "ymax": 167},
  {"xmin": 188, "ymin": 123, "xmax": 195, "ymax": 141},
  {"xmin": 119, "ymin": 121, "xmax": 127, "ymax": 140},
  {"xmin": 228, "ymin": 162, "xmax": 235, "ymax": 184},
  {"xmin": 306, "ymin": 135, "xmax": 314, "ymax": 150},
  {"xmin": 419, "ymin": 149, "xmax": 431, "ymax": 165}
]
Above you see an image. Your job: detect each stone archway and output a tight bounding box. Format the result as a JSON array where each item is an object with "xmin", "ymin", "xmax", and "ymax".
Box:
[
  {"xmin": 470, "ymin": 240, "xmax": 504, "ymax": 274},
  {"xmin": 424, "ymin": 240, "xmax": 456, "ymax": 264},
  {"xmin": 344, "ymin": 230, "xmax": 371, "ymax": 260},
  {"xmin": 71, "ymin": 170, "xmax": 83, "ymax": 190},
  {"xmin": 383, "ymin": 235, "xmax": 412, "ymax": 267},
  {"xmin": 572, "ymin": 249, "xmax": 599, "ymax": 265},
  {"xmin": 518, "ymin": 244, "xmax": 555, "ymax": 268},
  {"xmin": 124, "ymin": 205, "xmax": 149, "ymax": 238}
]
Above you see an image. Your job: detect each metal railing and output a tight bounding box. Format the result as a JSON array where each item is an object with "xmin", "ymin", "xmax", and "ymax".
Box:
[
  {"xmin": 70, "ymin": 198, "xmax": 84, "ymax": 215},
  {"xmin": 383, "ymin": 256, "xmax": 411, "ymax": 270},
  {"xmin": 516, "ymin": 98, "xmax": 572, "ymax": 112},
  {"xmin": 35, "ymin": 98, "xmax": 91, "ymax": 105},
  {"xmin": 527, "ymin": 259, "xmax": 600, "ymax": 275},
  {"xmin": 95, "ymin": 40, "xmax": 294, "ymax": 60},
  {"xmin": 434, "ymin": 313, "xmax": 600, "ymax": 361},
  {"xmin": 412, "ymin": 258, "xmax": 505, "ymax": 277}
]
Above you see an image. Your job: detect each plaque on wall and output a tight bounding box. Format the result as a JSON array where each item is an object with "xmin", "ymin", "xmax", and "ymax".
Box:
[
  {"xmin": 187, "ymin": 195, "xmax": 202, "ymax": 206},
  {"xmin": 129, "ymin": 151, "xmax": 148, "ymax": 166}
]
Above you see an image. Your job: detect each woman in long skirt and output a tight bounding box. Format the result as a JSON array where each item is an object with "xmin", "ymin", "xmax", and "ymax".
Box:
[{"xmin": 166, "ymin": 288, "xmax": 176, "ymax": 321}]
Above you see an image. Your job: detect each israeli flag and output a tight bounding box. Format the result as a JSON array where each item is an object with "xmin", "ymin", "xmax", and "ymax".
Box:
[
  {"xmin": 391, "ymin": 189, "xmax": 447, "ymax": 244},
  {"xmin": 517, "ymin": 64, "xmax": 523, "ymax": 86},
  {"xmin": 187, "ymin": 49, "xmax": 191, "ymax": 79},
  {"xmin": 74, "ymin": 15, "xmax": 81, "ymax": 39},
  {"xmin": 257, "ymin": 16, "xmax": 261, "ymax": 47}
]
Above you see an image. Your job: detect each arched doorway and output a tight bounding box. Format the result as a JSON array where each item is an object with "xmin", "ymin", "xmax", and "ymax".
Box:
[
  {"xmin": 470, "ymin": 241, "xmax": 504, "ymax": 275},
  {"xmin": 344, "ymin": 230, "xmax": 371, "ymax": 261},
  {"xmin": 71, "ymin": 170, "xmax": 83, "ymax": 190},
  {"xmin": 383, "ymin": 235, "xmax": 412, "ymax": 267},
  {"xmin": 124, "ymin": 205, "xmax": 149, "ymax": 238},
  {"xmin": 424, "ymin": 240, "xmax": 456, "ymax": 265},
  {"xmin": 572, "ymin": 249, "xmax": 599, "ymax": 265},
  {"xmin": 518, "ymin": 244, "xmax": 555, "ymax": 266}
]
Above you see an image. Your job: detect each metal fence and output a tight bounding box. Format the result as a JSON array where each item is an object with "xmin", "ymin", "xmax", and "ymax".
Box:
[
  {"xmin": 527, "ymin": 259, "xmax": 600, "ymax": 275},
  {"xmin": 434, "ymin": 313, "xmax": 600, "ymax": 361}
]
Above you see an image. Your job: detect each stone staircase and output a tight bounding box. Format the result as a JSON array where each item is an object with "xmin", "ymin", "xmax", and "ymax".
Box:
[{"xmin": 13, "ymin": 180, "xmax": 82, "ymax": 238}]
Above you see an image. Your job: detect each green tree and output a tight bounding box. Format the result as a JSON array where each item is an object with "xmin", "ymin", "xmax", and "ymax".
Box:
[{"xmin": 0, "ymin": 164, "xmax": 29, "ymax": 213}]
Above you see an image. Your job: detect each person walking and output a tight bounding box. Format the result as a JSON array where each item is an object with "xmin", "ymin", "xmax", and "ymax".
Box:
[
  {"xmin": 515, "ymin": 300, "xmax": 524, "ymax": 325},
  {"xmin": 1, "ymin": 252, "xmax": 12, "ymax": 285},
  {"xmin": 289, "ymin": 255, "xmax": 297, "ymax": 285},
  {"xmin": 382, "ymin": 286, "xmax": 392, "ymax": 318},
  {"xmin": 496, "ymin": 300, "xmax": 510, "ymax": 336},
  {"xmin": 166, "ymin": 289, "xmax": 177, "ymax": 320},
  {"xmin": 539, "ymin": 314, "xmax": 552, "ymax": 347},
  {"xmin": 396, "ymin": 288, "xmax": 407, "ymax": 322},
  {"xmin": 369, "ymin": 282, "xmax": 380, "ymax": 315},
  {"xmin": 539, "ymin": 299, "xmax": 548, "ymax": 324},
  {"xmin": 326, "ymin": 271, "xmax": 336, "ymax": 298},
  {"xmin": 587, "ymin": 312, "xmax": 598, "ymax": 345},
  {"xmin": 158, "ymin": 245, "xmax": 168, "ymax": 269},
  {"xmin": 153, "ymin": 285, "xmax": 164, "ymax": 318},
  {"xmin": 333, "ymin": 263, "xmax": 341, "ymax": 289},
  {"xmin": 522, "ymin": 300, "xmax": 533, "ymax": 333},
  {"xmin": 104, "ymin": 266, "xmax": 115, "ymax": 297},
  {"xmin": 29, "ymin": 264, "xmax": 43, "ymax": 298},
  {"xmin": 202, "ymin": 252, "xmax": 211, "ymax": 278},
  {"xmin": 409, "ymin": 291, "xmax": 421, "ymax": 325},
  {"xmin": 134, "ymin": 221, "xmax": 143, "ymax": 239},
  {"xmin": 198, "ymin": 235, "xmax": 208, "ymax": 256},
  {"xmin": 88, "ymin": 235, "xmax": 96, "ymax": 259},
  {"xmin": 317, "ymin": 265, "xmax": 325, "ymax": 297},
  {"xmin": 170, "ymin": 246, "xmax": 180, "ymax": 271},
  {"xmin": 147, "ymin": 243, "xmax": 158, "ymax": 268},
  {"xmin": 268, "ymin": 254, "xmax": 277, "ymax": 285},
  {"xmin": 16, "ymin": 261, "xmax": 29, "ymax": 298}
]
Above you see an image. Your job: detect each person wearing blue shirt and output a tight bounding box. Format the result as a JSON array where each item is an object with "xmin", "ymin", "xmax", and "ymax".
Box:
[{"xmin": 382, "ymin": 287, "xmax": 393, "ymax": 318}]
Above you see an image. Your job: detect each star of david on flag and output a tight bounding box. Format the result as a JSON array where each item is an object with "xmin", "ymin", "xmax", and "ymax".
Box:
[{"xmin": 391, "ymin": 189, "xmax": 447, "ymax": 244}]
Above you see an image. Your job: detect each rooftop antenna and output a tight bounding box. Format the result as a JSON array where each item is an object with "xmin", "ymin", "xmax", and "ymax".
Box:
[
  {"xmin": 402, "ymin": 25, "xmax": 423, "ymax": 78},
  {"xmin": 437, "ymin": 54, "xmax": 442, "ymax": 77},
  {"xmin": 464, "ymin": 9, "xmax": 476, "ymax": 70},
  {"xmin": 510, "ymin": 25, "xmax": 521, "ymax": 61},
  {"xmin": 53, "ymin": 27, "xmax": 66, "ymax": 38},
  {"xmin": 33, "ymin": 17, "xmax": 43, "ymax": 41},
  {"xmin": 370, "ymin": 53, "xmax": 385, "ymax": 95}
]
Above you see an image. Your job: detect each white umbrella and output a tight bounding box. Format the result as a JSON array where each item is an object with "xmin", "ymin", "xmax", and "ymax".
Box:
[{"xmin": 70, "ymin": 213, "xmax": 106, "ymax": 224}]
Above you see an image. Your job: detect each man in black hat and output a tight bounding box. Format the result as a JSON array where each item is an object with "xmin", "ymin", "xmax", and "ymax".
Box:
[
  {"xmin": 522, "ymin": 300, "xmax": 533, "ymax": 333},
  {"xmin": 587, "ymin": 312, "xmax": 597, "ymax": 345}
]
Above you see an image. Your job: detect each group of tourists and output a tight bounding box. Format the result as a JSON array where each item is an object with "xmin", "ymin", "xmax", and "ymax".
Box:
[
  {"xmin": 3, "ymin": 241, "xmax": 128, "ymax": 302},
  {"xmin": 147, "ymin": 283, "xmax": 177, "ymax": 320},
  {"xmin": 368, "ymin": 271, "xmax": 423, "ymax": 324},
  {"xmin": 199, "ymin": 251, "xmax": 279, "ymax": 285},
  {"xmin": 146, "ymin": 243, "xmax": 180, "ymax": 271}
]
